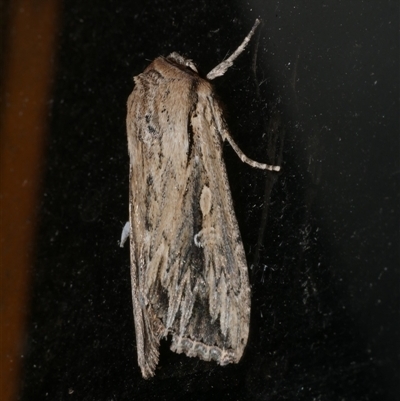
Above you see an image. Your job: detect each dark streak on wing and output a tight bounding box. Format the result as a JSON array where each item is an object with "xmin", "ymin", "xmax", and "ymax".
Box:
[{"xmin": 186, "ymin": 80, "xmax": 199, "ymax": 168}]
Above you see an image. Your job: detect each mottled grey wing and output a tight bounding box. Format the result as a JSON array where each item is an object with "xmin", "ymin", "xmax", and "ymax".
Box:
[{"xmin": 127, "ymin": 58, "xmax": 250, "ymax": 377}]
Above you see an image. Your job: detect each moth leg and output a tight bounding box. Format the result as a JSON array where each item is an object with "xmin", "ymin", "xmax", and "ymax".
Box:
[
  {"xmin": 120, "ymin": 221, "xmax": 130, "ymax": 247},
  {"xmin": 206, "ymin": 19, "xmax": 261, "ymax": 80}
]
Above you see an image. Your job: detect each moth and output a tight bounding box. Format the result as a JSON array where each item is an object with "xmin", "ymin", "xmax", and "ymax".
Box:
[{"xmin": 121, "ymin": 19, "xmax": 280, "ymax": 379}]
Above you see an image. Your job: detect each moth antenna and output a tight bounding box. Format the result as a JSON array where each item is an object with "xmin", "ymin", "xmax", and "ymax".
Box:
[
  {"xmin": 224, "ymin": 133, "xmax": 281, "ymax": 172},
  {"xmin": 206, "ymin": 19, "xmax": 261, "ymax": 80}
]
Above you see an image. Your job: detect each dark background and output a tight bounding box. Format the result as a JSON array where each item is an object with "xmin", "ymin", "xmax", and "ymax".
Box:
[{"xmin": 19, "ymin": 1, "xmax": 398, "ymax": 400}]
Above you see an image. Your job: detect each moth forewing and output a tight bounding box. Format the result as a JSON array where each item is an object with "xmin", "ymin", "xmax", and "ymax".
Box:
[{"xmin": 124, "ymin": 19, "xmax": 280, "ymax": 379}]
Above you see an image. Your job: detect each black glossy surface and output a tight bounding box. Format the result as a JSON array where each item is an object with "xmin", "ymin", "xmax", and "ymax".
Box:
[{"xmin": 20, "ymin": 1, "xmax": 398, "ymax": 400}]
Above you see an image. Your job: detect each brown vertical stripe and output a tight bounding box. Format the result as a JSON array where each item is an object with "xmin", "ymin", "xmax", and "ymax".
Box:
[{"xmin": 0, "ymin": 1, "xmax": 61, "ymax": 400}]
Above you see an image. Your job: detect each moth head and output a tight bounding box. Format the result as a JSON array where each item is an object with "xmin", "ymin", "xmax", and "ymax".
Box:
[{"xmin": 167, "ymin": 52, "xmax": 198, "ymax": 73}]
